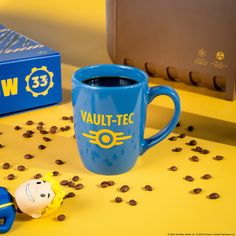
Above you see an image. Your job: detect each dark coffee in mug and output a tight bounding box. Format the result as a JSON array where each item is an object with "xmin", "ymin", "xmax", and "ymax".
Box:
[{"xmin": 82, "ymin": 76, "xmax": 137, "ymax": 87}]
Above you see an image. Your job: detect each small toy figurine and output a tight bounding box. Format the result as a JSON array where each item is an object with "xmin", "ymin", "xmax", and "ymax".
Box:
[{"xmin": 0, "ymin": 173, "xmax": 65, "ymax": 233}]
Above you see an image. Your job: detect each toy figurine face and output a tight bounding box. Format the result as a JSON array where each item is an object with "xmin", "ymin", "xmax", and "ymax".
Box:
[{"xmin": 14, "ymin": 179, "xmax": 55, "ymax": 218}]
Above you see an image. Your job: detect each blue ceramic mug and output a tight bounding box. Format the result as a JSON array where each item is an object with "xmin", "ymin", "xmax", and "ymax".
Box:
[{"xmin": 72, "ymin": 64, "xmax": 180, "ymax": 175}]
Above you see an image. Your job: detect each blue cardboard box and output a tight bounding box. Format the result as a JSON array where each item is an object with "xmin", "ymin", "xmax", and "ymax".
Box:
[{"xmin": 0, "ymin": 25, "xmax": 62, "ymax": 115}]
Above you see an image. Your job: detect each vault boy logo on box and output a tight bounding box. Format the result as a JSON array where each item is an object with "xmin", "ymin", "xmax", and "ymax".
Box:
[{"xmin": 0, "ymin": 25, "xmax": 61, "ymax": 115}]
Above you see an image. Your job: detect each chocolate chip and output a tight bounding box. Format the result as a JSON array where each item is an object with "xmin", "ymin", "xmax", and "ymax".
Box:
[
  {"xmin": 69, "ymin": 116, "xmax": 73, "ymax": 122},
  {"xmin": 0, "ymin": 132, "xmax": 2, "ymax": 135},
  {"xmin": 187, "ymin": 125, "xmax": 194, "ymax": 131},
  {"xmin": 189, "ymin": 156, "xmax": 199, "ymax": 162},
  {"xmin": 68, "ymin": 181, "xmax": 75, "ymax": 187},
  {"xmin": 23, "ymin": 132, "xmax": 32, "ymax": 138},
  {"xmin": 38, "ymin": 144, "xmax": 46, "ymax": 150},
  {"xmin": 26, "ymin": 130, "xmax": 34, "ymax": 135},
  {"xmin": 178, "ymin": 133, "xmax": 187, "ymax": 138},
  {"xmin": 49, "ymin": 129, "xmax": 56, "ymax": 134},
  {"xmin": 60, "ymin": 127, "xmax": 65, "ymax": 132},
  {"xmin": 17, "ymin": 165, "xmax": 25, "ymax": 171},
  {"xmin": 7, "ymin": 174, "xmax": 15, "ymax": 180},
  {"xmin": 208, "ymin": 193, "xmax": 220, "ymax": 199},
  {"xmin": 201, "ymin": 174, "xmax": 212, "ymax": 180},
  {"xmin": 66, "ymin": 192, "xmax": 75, "ymax": 198},
  {"xmin": 64, "ymin": 126, "xmax": 71, "ymax": 131},
  {"xmin": 72, "ymin": 176, "xmax": 79, "ymax": 182},
  {"xmin": 2, "ymin": 162, "xmax": 10, "ymax": 169},
  {"xmin": 24, "ymin": 154, "xmax": 34, "ymax": 159},
  {"xmin": 108, "ymin": 180, "xmax": 115, "ymax": 186},
  {"xmin": 73, "ymin": 134, "xmax": 76, "ymax": 139},
  {"xmin": 128, "ymin": 199, "xmax": 137, "ymax": 206},
  {"xmin": 202, "ymin": 149, "xmax": 209, "ymax": 154},
  {"xmin": 101, "ymin": 181, "xmax": 109, "ymax": 188},
  {"xmin": 26, "ymin": 120, "xmax": 33, "ymax": 125},
  {"xmin": 60, "ymin": 180, "xmax": 68, "ymax": 186},
  {"xmin": 55, "ymin": 159, "xmax": 64, "ymax": 165},
  {"xmin": 188, "ymin": 140, "xmax": 197, "ymax": 146},
  {"xmin": 168, "ymin": 136, "xmax": 177, "ymax": 141},
  {"xmin": 115, "ymin": 197, "xmax": 123, "ymax": 203},
  {"xmin": 0, "ymin": 144, "xmax": 5, "ymax": 148},
  {"xmin": 144, "ymin": 185, "xmax": 153, "ymax": 191},
  {"xmin": 14, "ymin": 125, "xmax": 22, "ymax": 130},
  {"xmin": 38, "ymin": 122, "xmax": 44, "ymax": 126},
  {"xmin": 37, "ymin": 126, "xmax": 43, "ymax": 131},
  {"xmin": 184, "ymin": 175, "xmax": 194, "ymax": 182},
  {"xmin": 74, "ymin": 183, "xmax": 84, "ymax": 190},
  {"xmin": 52, "ymin": 171, "xmax": 59, "ymax": 176},
  {"xmin": 195, "ymin": 146, "xmax": 203, "ymax": 152},
  {"xmin": 213, "ymin": 155, "xmax": 224, "ymax": 161},
  {"xmin": 43, "ymin": 137, "xmax": 52, "ymax": 142},
  {"xmin": 169, "ymin": 166, "xmax": 177, "ymax": 171},
  {"xmin": 120, "ymin": 185, "xmax": 129, "ymax": 192},
  {"xmin": 176, "ymin": 122, "xmax": 181, "ymax": 127},
  {"xmin": 40, "ymin": 130, "xmax": 48, "ymax": 135},
  {"xmin": 57, "ymin": 214, "xmax": 66, "ymax": 221},
  {"xmin": 192, "ymin": 188, "xmax": 202, "ymax": 194},
  {"xmin": 34, "ymin": 173, "xmax": 42, "ymax": 179},
  {"xmin": 172, "ymin": 147, "xmax": 182, "ymax": 152},
  {"xmin": 62, "ymin": 116, "xmax": 69, "ymax": 120}
]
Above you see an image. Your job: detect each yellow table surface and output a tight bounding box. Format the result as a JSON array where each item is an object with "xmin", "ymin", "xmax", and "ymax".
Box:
[{"xmin": 0, "ymin": 1, "xmax": 236, "ymax": 235}]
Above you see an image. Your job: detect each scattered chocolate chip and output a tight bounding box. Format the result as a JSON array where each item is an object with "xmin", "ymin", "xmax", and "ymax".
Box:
[
  {"xmin": 115, "ymin": 197, "xmax": 123, "ymax": 203},
  {"xmin": 40, "ymin": 130, "xmax": 48, "ymax": 135},
  {"xmin": 72, "ymin": 176, "xmax": 79, "ymax": 182},
  {"xmin": 37, "ymin": 126, "xmax": 43, "ymax": 131},
  {"xmin": 73, "ymin": 134, "xmax": 76, "ymax": 139},
  {"xmin": 202, "ymin": 149, "xmax": 209, "ymax": 154},
  {"xmin": 172, "ymin": 147, "xmax": 182, "ymax": 152},
  {"xmin": 101, "ymin": 181, "xmax": 109, "ymax": 188},
  {"xmin": 192, "ymin": 188, "xmax": 202, "ymax": 194},
  {"xmin": 7, "ymin": 174, "xmax": 15, "ymax": 180},
  {"xmin": 69, "ymin": 116, "xmax": 73, "ymax": 122},
  {"xmin": 55, "ymin": 159, "xmax": 64, "ymax": 165},
  {"xmin": 189, "ymin": 156, "xmax": 199, "ymax": 162},
  {"xmin": 66, "ymin": 192, "xmax": 75, "ymax": 198},
  {"xmin": 169, "ymin": 166, "xmax": 177, "ymax": 171},
  {"xmin": 17, "ymin": 165, "xmax": 25, "ymax": 171},
  {"xmin": 201, "ymin": 174, "xmax": 212, "ymax": 180},
  {"xmin": 52, "ymin": 171, "xmax": 59, "ymax": 176},
  {"xmin": 38, "ymin": 144, "xmax": 46, "ymax": 150},
  {"xmin": 0, "ymin": 132, "xmax": 2, "ymax": 135},
  {"xmin": 34, "ymin": 173, "xmax": 42, "ymax": 179},
  {"xmin": 38, "ymin": 122, "xmax": 44, "ymax": 126},
  {"xmin": 187, "ymin": 140, "xmax": 197, "ymax": 146},
  {"xmin": 23, "ymin": 132, "xmax": 32, "ymax": 138},
  {"xmin": 26, "ymin": 120, "xmax": 33, "ymax": 125},
  {"xmin": 178, "ymin": 133, "xmax": 187, "ymax": 138},
  {"xmin": 187, "ymin": 125, "xmax": 194, "ymax": 131},
  {"xmin": 64, "ymin": 126, "xmax": 71, "ymax": 131},
  {"xmin": 2, "ymin": 162, "xmax": 10, "ymax": 169},
  {"xmin": 0, "ymin": 144, "xmax": 5, "ymax": 148},
  {"xmin": 176, "ymin": 122, "xmax": 181, "ymax": 127},
  {"xmin": 62, "ymin": 116, "xmax": 69, "ymax": 120},
  {"xmin": 60, "ymin": 127, "xmax": 65, "ymax": 132},
  {"xmin": 168, "ymin": 136, "xmax": 177, "ymax": 141},
  {"xmin": 120, "ymin": 185, "xmax": 129, "ymax": 193},
  {"xmin": 60, "ymin": 180, "xmax": 68, "ymax": 186},
  {"xmin": 108, "ymin": 180, "xmax": 115, "ymax": 186},
  {"xmin": 144, "ymin": 185, "xmax": 153, "ymax": 191},
  {"xmin": 57, "ymin": 214, "xmax": 65, "ymax": 221},
  {"xmin": 49, "ymin": 129, "xmax": 56, "ymax": 134},
  {"xmin": 14, "ymin": 125, "xmax": 22, "ymax": 130},
  {"xmin": 195, "ymin": 146, "xmax": 203, "ymax": 152},
  {"xmin": 68, "ymin": 181, "xmax": 75, "ymax": 187},
  {"xmin": 26, "ymin": 130, "xmax": 34, "ymax": 135},
  {"xmin": 128, "ymin": 199, "xmax": 137, "ymax": 206},
  {"xmin": 213, "ymin": 155, "xmax": 224, "ymax": 161},
  {"xmin": 74, "ymin": 183, "xmax": 84, "ymax": 190},
  {"xmin": 184, "ymin": 175, "xmax": 194, "ymax": 182},
  {"xmin": 24, "ymin": 154, "xmax": 34, "ymax": 159},
  {"xmin": 43, "ymin": 137, "xmax": 52, "ymax": 142},
  {"xmin": 208, "ymin": 193, "xmax": 220, "ymax": 199}
]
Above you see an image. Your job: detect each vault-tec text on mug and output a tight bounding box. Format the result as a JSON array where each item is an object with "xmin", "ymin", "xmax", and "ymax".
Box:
[{"xmin": 72, "ymin": 64, "xmax": 181, "ymax": 175}]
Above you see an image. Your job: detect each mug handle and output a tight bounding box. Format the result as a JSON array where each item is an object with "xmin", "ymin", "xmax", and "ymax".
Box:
[{"xmin": 141, "ymin": 85, "xmax": 181, "ymax": 154}]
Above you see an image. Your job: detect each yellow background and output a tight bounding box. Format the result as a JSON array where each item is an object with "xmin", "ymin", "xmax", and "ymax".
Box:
[{"xmin": 0, "ymin": 1, "xmax": 236, "ymax": 235}]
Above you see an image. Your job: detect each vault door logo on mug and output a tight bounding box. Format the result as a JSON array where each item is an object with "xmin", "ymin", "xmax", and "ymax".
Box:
[{"xmin": 80, "ymin": 109, "xmax": 133, "ymax": 149}]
